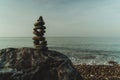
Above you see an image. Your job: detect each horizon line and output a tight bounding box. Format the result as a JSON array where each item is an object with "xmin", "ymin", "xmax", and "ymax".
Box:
[{"xmin": 0, "ymin": 36, "xmax": 120, "ymax": 38}]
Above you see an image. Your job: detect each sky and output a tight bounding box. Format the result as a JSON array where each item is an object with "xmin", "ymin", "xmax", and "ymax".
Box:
[{"xmin": 0, "ymin": 0, "xmax": 120, "ymax": 37}]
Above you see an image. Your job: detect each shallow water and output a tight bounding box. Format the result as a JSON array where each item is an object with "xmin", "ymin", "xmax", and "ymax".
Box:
[{"xmin": 0, "ymin": 37, "xmax": 120, "ymax": 65}]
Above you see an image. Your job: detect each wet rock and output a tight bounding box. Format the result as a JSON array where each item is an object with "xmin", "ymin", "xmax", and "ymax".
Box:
[
  {"xmin": 0, "ymin": 47, "xmax": 83, "ymax": 80},
  {"xmin": 108, "ymin": 61, "xmax": 118, "ymax": 65}
]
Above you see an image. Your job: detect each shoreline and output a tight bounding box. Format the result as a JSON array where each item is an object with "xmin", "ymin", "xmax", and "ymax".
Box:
[{"xmin": 74, "ymin": 64, "xmax": 120, "ymax": 80}]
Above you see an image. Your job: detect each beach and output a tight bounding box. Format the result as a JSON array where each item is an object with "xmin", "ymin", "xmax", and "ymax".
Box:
[{"xmin": 75, "ymin": 64, "xmax": 120, "ymax": 80}]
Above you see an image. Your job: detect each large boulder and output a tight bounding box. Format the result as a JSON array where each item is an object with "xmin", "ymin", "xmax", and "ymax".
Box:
[{"xmin": 0, "ymin": 47, "xmax": 83, "ymax": 80}]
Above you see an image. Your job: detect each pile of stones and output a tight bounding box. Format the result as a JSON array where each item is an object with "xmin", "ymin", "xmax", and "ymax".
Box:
[{"xmin": 33, "ymin": 16, "xmax": 48, "ymax": 51}]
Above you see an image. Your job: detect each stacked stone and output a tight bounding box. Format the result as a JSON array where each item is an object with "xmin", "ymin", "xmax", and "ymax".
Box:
[{"xmin": 33, "ymin": 16, "xmax": 48, "ymax": 51}]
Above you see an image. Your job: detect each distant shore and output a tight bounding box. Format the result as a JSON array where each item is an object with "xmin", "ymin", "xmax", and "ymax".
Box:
[{"xmin": 75, "ymin": 64, "xmax": 120, "ymax": 80}]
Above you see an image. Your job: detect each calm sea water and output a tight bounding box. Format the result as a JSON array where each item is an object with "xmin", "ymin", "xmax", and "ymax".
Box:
[{"xmin": 0, "ymin": 37, "xmax": 120, "ymax": 65}]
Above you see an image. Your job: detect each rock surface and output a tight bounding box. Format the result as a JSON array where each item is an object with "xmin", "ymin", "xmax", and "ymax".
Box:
[{"xmin": 0, "ymin": 47, "xmax": 83, "ymax": 80}]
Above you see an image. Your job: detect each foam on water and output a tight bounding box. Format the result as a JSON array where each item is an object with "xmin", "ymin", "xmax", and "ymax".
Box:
[{"xmin": 49, "ymin": 47, "xmax": 120, "ymax": 65}]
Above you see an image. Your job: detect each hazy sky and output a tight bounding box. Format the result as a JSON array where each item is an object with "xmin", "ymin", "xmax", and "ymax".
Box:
[{"xmin": 0, "ymin": 0, "xmax": 120, "ymax": 37}]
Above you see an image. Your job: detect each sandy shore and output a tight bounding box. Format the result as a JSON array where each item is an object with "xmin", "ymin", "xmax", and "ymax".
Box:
[{"xmin": 74, "ymin": 64, "xmax": 120, "ymax": 80}]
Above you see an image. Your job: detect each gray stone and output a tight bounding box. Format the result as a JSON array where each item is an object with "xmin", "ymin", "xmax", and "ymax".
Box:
[{"xmin": 0, "ymin": 47, "xmax": 83, "ymax": 80}]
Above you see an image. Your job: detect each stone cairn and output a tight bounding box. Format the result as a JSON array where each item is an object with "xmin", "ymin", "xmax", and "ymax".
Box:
[
  {"xmin": 0, "ymin": 16, "xmax": 83, "ymax": 80},
  {"xmin": 33, "ymin": 16, "xmax": 48, "ymax": 52}
]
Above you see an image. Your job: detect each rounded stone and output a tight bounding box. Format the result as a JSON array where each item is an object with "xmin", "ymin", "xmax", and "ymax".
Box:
[
  {"xmin": 34, "ymin": 21, "xmax": 45, "ymax": 26},
  {"xmin": 32, "ymin": 36, "xmax": 45, "ymax": 41},
  {"xmin": 35, "ymin": 26, "xmax": 46, "ymax": 29}
]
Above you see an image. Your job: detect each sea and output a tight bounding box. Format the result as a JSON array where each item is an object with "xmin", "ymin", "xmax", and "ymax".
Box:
[{"xmin": 0, "ymin": 37, "xmax": 120, "ymax": 65}]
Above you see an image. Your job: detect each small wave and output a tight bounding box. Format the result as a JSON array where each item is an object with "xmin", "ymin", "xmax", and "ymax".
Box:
[{"xmin": 49, "ymin": 46, "xmax": 120, "ymax": 65}]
